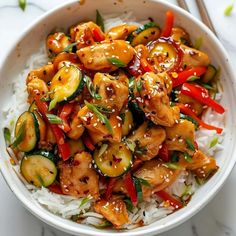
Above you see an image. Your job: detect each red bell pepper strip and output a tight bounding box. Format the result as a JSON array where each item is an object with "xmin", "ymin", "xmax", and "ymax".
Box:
[
  {"xmin": 105, "ymin": 178, "xmax": 117, "ymax": 200},
  {"xmin": 33, "ymin": 90, "xmax": 71, "ymax": 161},
  {"xmin": 181, "ymin": 83, "xmax": 225, "ymax": 114},
  {"xmin": 58, "ymin": 103, "xmax": 74, "ymax": 133},
  {"xmin": 177, "ymin": 103, "xmax": 223, "ymax": 134},
  {"xmin": 158, "ymin": 143, "xmax": 169, "ymax": 162},
  {"xmin": 92, "ymin": 28, "xmax": 105, "ymax": 42},
  {"xmin": 172, "ymin": 66, "xmax": 207, "ymax": 87},
  {"xmin": 156, "ymin": 190, "xmax": 183, "ymax": 209},
  {"xmin": 140, "ymin": 58, "xmax": 154, "ymax": 72},
  {"xmin": 82, "ymin": 134, "xmax": 95, "ymax": 151},
  {"xmin": 124, "ymin": 172, "xmax": 138, "ymax": 207},
  {"xmin": 48, "ymin": 182, "xmax": 64, "ymax": 195},
  {"xmin": 161, "ymin": 11, "xmax": 174, "ymax": 37}
]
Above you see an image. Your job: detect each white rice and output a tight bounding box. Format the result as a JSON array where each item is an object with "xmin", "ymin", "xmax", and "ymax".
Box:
[{"xmin": 2, "ymin": 12, "xmax": 225, "ymax": 229}]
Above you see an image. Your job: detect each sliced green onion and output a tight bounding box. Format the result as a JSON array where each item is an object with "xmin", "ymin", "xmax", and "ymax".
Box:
[
  {"xmin": 107, "ymin": 58, "xmax": 126, "ymax": 68},
  {"xmin": 3, "ymin": 127, "xmax": 11, "ymax": 145},
  {"xmin": 119, "ymin": 113, "xmax": 125, "ymax": 124},
  {"xmin": 79, "ymin": 197, "xmax": 91, "ymax": 208},
  {"xmin": 135, "ymin": 145, "xmax": 147, "ymax": 155},
  {"xmin": 96, "ymin": 10, "xmax": 105, "ymax": 32},
  {"xmin": 124, "ymin": 198, "xmax": 134, "ymax": 212},
  {"xmin": 19, "ymin": 0, "xmax": 26, "ymax": 11},
  {"xmin": 95, "ymin": 105, "xmax": 112, "ymax": 114},
  {"xmin": 84, "ymin": 75, "xmax": 102, "ymax": 100},
  {"xmin": 180, "ymin": 113, "xmax": 199, "ymax": 128},
  {"xmin": 136, "ymin": 177, "xmax": 151, "ymax": 187},
  {"xmin": 209, "ymin": 137, "xmax": 218, "ymax": 148},
  {"xmin": 62, "ymin": 42, "xmax": 78, "ymax": 53},
  {"xmin": 187, "ymin": 76, "xmax": 200, "ymax": 82},
  {"xmin": 170, "ymin": 151, "xmax": 179, "ymax": 163},
  {"xmin": 185, "ymin": 138, "xmax": 195, "ymax": 151},
  {"xmin": 95, "ymin": 220, "xmax": 112, "ymax": 229},
  {"xmin": 184, "ymin": 152, "xmax": 192, "ymax": 163},
  {"xmin": 46, "ymin": 114, "xmax": 63, "ymax": 124},
  {"xmin": 11, "ymin": 121, "xmax": 26, "ymax": 148},
  {"xmin": 200, "ymin": 83, "xmax": 213, "ymax": 90},
  {"xmin": 49, "ymin": 98, "xmax": 58, "ymax": 111},
  {"xmin": 134, "ymin": 177, "xmax": 143, "ymax": 203},
  {"xmin": 98, "ymin": 143, "xmax": 108, "ymax": 157},
  {"xmin": 136, "ymin": 80, "xmax": 143, "ymax": 93},
  {"xmin": 85, "ymin": 101, "xmax": 113, "ymax": 134},
  {"xmin": 224, "ymin": 3, "xmax": 234, "ymax": 16},
  {"xmin": 125, "ymin": 139, "xmax": 136, "ymax": 152},
  {"xmin": 194, "ymin": 37, "xmax": 203, "ymax": 50},
  {"xmin": 163, "ymin": 163, "xmax": 183, "ymax": 170},
  {"xmin": 195, "ymin": 176, "xmax": 204, "ymax": 186}
]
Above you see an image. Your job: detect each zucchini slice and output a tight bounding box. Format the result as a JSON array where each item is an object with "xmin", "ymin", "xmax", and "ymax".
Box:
[
  {"xmin": 49, "ymin": 65, "xmax": 84, "ymax": 110},
  {"xmin": 121, "ymin": 110, "xmax": 134, "ymax": 136},
  {"xmin": 14, "ymin": 111, "xmax": 39, "ymax": 152},
  {"xmin": 28, "ymin": 101, "xmax": 37, "ymax": 112},
  {"xmin": 21, "ymin": 152, "xmax": 57, "ymax": 187},
  {"xmin": 94, "ymin": 142, "xmax": 132, "ymax": 177},
  {"xmin": 202, "ymin": 64, "xmax": 217, "ymax": 83},
  {"xmin": 127, "ymin": 22, "xmax": 160, "ymax": 47},
  {"xmin": 69, "ymin": 139, "xmax": 85, "ymax": 156}
]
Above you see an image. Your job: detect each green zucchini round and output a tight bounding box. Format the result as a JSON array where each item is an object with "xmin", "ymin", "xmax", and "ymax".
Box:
[
  {"xmin": 49, "ymin": 65, "xmax": 85, "ymax": 110},
  {"xmin": 14, "ymin": 111, "xmax": 39, "ymax": 152},
  {"xmin": 21, "ymin": 152, "xmax": 57, "ymax": 187},
  {"xmin": 93, "ymin": 142, "xmax": 132, "ymax": 177}
]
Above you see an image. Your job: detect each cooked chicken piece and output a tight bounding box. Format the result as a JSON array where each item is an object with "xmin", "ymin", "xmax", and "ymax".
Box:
[
  {"xmin": 171, "ymin": 27, "xmax": 190, "ymax": 45},
  {"xmin": 78, "ymin": 106, "xmax": 122, "ymax": 143},
  {"xmin": 77, "ymin": 40, "xmax": 135, "ymax": 72},
  {"xmin": 177, "ymin": 93, "xmax": 203, "ymax": 115},
  {"xmin": 181, "ymin": 44, "xmax": 210, "ymax": 67},
  {"xmin": 106, "ymin": 24, "xmax": 138, "ymax": 40},
  {"xmin": 128, "ymin": 122, "xmax": 166, "ymax": 161},
  {"xmin": 70, "ymin": 21, "xmax": 104, "ymax": 44},
  {"xmin": 27, "ymin": 64, "xmax": 56, "ymax": 84},
  {"xmin": 27, "ymin": 78, "xmax": 49, "ymax": 104},
  {"xmin": 59, "ymin": 152, "xmax": 99, "ymax": 199},
  {"xmin": 92, "ymin": 72, "xmax": 129, "ymax": 112},
  {"xmin": 94, "ymin": 197, "xmax": 129, "ymax": 228},
  {"xmin": 185, "ymin": 150, "xmax": 218, "ymax": 179},
  {"xmin": 134, "ymin": 160, "xmax": 181, "ymax": 199},
  {"xmin": 135, "ymin": 44, "xmax": 149, "ymax": 58},
  {"xmin": 134, "ymin": 72, "xmax": 180, "ymax": 127},
  {"xmin": 165, "ymin": 120, "xmax": 195, "ymax": 155},
  {"xmin": 67, "ymin": 114, "xmax": 85, "ymax": 140},
  {"xmin": 46, "ymin": 32, "xmax": 71, "ymax": 55}
]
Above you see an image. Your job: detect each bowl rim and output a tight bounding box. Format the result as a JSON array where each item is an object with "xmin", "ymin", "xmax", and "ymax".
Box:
[{"xmin": 1, "ymin": 0, "xmax": 236, "ymax": 235}]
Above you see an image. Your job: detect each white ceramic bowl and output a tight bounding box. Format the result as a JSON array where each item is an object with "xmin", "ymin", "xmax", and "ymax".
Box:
[{"xmin": 1, "ymin": 0, "xmax": 236, "ymax": 235}]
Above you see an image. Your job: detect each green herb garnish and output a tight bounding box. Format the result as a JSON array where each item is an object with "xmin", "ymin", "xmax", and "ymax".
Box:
[
  {"xmin": 46, "ymin": 114, "xmax": 63, "ymax": 125},
  {"xmin": 95, "ymin": 105, "xmax": 112, "ymax": 114},
  {"xmin": 124, "ymin": 198, "xmax": 134, "ymax": 212},
  {"xmin": 79, "ymin": 197, "xmax": 91, "ymax": 208},
  {"xmin": 85, "ymin": 101, "xmax": 113, "ymax": 134},
  {"xmin": 95, "ymin": 220, "xmax": 112, "ymax": 229},
  {"xmin": 134, "ymin": 177, "xmax": 143, "ymax": 203},
  {"xmin": 136, "ymin": 80, "xmax": 143, "ymax": 93},
  {"xmin": 170, "ymin": 151, "xmax": 179, "ymax": 163},
  {"xmin": 125, "ymin": 139, "xmax": 136, "ymax": 152},
  {"xmin": 136, "ymin": 178, "xmax": 151, "ymax": 187},
  {"xmin": 107, "ymin": 58, "xmax": 126, "ymax": 68},
  {"xmin": 200, "ymin": 83, "xmax": 213, "ymax": 90},
  {"xmin": 19, "ymin": 0, "xmax": 26, "ymax": 11},
  {"xmin": 135, "ymin": 145, "xmax": 147, "ymax": 155},
  {"xmin": 187, "ymin": 76, "xmax": 200, "ymax": 82},
  {"xmin": 194, "ymin": 37, "xmax": 203, "ymax": 50},
  {"xmin": 96, "ymin": 10, "xmax": 105, "ymax": 32},
  {"xmin": 98, "ymin": 143, "xmax": 108, "ymax": 157},
  {"xmin": 163, "ymin": 163, "xmax": 183, "ymax": 170},
  {"xmin": 120, "ymin": 113, "xmax": 125, "ymax": 124},
  {"xmin": 3, "ymin": 127, "xmax": 11, "ymax": 145},
  {"xmin": 12, "ymin": 121, "xmax": 26, "ymax": 148},
  {"xmin": 184, "ymin": 152, "xmax": 192, "ymax": 163},
  {"xmin": 185, "ymin": 138, "xmax": 195, "ymax": 151},
  {"xmin": 84, "ymin": 75, "xmax": 102, "ymax": 100},
  {"xmin": 180, "ymin": 113, "xmax": 199, "ymax": 128},
  {"xmin": 63, "ymin": 42, "xmax": 78, "ymax": 53},
  {"xmin": 209, "ymin": 137, "xmax": 218, "ymax": 148},
  {"xmin": 224, "ymin": 3, "xmax": 234, "ymax": 16}
]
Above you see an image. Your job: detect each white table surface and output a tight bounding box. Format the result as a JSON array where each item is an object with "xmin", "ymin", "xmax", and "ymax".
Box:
[{"xmin": 0, "ymin": 0, "xmax": 236, "ymax": 236}]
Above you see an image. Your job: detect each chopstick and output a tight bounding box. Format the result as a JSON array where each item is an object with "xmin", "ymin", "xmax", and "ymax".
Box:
[
  {"xmin": 177, "ymin": 0, "xmax": 190, "ymax": 12},
  {"xmin": 177, "ymin": 0, "xmax": 217, "ymax": 36},
  {"xmin": 195, "ymin": 0, "xmax": 217, "ymax": 36}
]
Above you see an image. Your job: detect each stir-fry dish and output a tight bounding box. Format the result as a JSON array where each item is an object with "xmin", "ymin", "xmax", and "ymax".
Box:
[{"xmin": 5, "ymin": 10, "xmax": 225, "ymax": 229}]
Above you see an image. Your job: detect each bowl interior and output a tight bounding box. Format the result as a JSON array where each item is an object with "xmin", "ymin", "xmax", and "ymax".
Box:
[{"xmin": 0, "ymin": 0, "xmax": 236, "ymax": 236}]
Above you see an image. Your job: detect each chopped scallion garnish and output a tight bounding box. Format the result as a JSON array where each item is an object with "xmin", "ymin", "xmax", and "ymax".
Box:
[
  {"xmin": 96, "ymin": 10, "xmax": 105, "ymax": 32},
  {"xmin": 11, "ymin": 121, "xmax": 26, "ymax": 148},
  {"xmin": 224, "ymin": 3, "xmax": 234, "ymax": 16},
  {"xmin": 107, "ymin": 58, "xmax": 126, "ymax": 68},
  {"xmin": 46, "ymin": 114, "xmax": 63, "ymax": 124},
  {"xmin": 185, "ymin": 138, "xmax": 195, "ymax": 151}
]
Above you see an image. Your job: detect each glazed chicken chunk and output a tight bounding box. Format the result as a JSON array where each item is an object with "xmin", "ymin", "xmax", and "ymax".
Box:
[
  {"xmin": 134, "ymin": 72, "xmax": 180, "ymax": 127},
  {"xmin": 94, "ymin": 197, "xmax": 129, "ymax": 228},
  {"xmin": 128, "ymin": 122, "xmax": 166, "ymax": 161},
  {"xmin": 59, "ymin": 152, "xmax": 99, "ymax": 199},
  {"xmin": 106, "ymin": 24, "xmax": 138, "ymax": 40},
  {"xmin": 77, "ymin": 40, "xmax": 135, "ymax": 72}
]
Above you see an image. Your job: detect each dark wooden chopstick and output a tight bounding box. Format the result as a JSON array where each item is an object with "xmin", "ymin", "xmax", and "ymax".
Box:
[{"xmin": 177, "ymin": 0, "xmax": 217, "ymax": 36}]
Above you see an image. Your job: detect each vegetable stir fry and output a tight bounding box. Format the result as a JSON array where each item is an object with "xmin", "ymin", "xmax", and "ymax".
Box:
[{"xmin": 5, "ymin": 10, "xmax": 225, "ymax": 229}]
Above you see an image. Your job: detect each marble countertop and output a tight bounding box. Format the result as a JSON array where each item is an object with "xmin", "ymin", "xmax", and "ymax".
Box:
[{"xmin": 0, "ymin": 0, "xmax": 236, "ymax": 236}]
